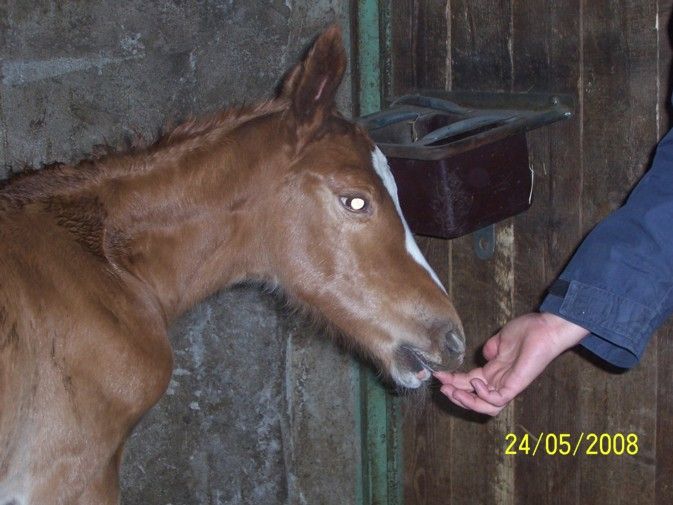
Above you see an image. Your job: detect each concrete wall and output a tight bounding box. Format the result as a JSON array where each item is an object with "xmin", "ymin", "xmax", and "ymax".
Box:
[{"xmin": 0, "ymin": 2, "xmax": 360, "ymax": 504}]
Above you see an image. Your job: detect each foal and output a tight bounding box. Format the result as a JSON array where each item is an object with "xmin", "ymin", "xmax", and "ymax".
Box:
[{"xmin": 0, "ymin": 26, "xmax": 464, "ymax": 504}]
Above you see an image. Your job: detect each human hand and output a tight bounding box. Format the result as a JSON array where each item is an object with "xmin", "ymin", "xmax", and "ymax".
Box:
[{"xmin": 434, "ymin": 312, "xmax": 589, "ymax": 416}]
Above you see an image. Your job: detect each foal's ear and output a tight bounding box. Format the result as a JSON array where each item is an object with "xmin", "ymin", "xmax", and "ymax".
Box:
[{"xmin": 280, "ymin": 25, "xmax": 347, "ymax": 132}]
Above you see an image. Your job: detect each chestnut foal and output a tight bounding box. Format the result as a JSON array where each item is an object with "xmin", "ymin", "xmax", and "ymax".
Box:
[{"xmin": 0, "ymin": 27, "xmax": 464, "ymax": 504}]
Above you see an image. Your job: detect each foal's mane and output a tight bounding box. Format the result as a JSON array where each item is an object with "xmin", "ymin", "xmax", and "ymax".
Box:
[{"xmin": 0, "ymin": 98, "xmax": 289, "ymax": 209}]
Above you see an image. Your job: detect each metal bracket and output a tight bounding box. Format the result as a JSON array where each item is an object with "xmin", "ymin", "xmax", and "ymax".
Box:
[{"xmin": 474, "ymin": 225, "xmax": 496, "ymax": 260}]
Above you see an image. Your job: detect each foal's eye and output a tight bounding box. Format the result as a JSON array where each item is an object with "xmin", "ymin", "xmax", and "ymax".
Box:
[{"xmin": 339, "ymin": 195, "xmax": 368, "ymax": 212}]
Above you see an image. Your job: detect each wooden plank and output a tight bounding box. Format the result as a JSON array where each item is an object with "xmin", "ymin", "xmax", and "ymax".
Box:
[
  {"xmin": 403, "ymin": 237, "xmax": 454, "ymax": 505},
  {"xmin": 449, "ymin": 0, "xmax": 513, "ymax": 92},
  {"xmin": 577, "ymin": 1, "xmax": 659, "ymax": 503},
  {"xmin": 447, "ymin": 2, "xmax": 515, "ymax": 504},
  {"xmin": 658, "ymin": 0, "xmax": 673, "ymax": 137},
  {"xmin": 388, "ymin": 0, "xmax": 449, "ymax": 91},
  {"xmin": 414, "ymin": 0, "xmax": 450, "ymax": 89},
  {"xmin": 509, "ymin": 2, "xmax": 584, "ymax": 504},
  {"xmin": 395, "ymin": 2, "xmax": 665, "ymax": 503},
  {"xmin": 447, "ymin": 229, "xmax": 517, "ymax": 505},
  {"xmin": 391, "ymin": 3, "xmax": 455, "ymax": 505},
  {"xmin": 655, "ymin": 1, "xmax": 673, "ymax": 502},
  {"xmin": 656, "ymin": 320, "xmax": 673, "ymax": 502},
  {"xmin": 389, "ymin": 0, "xmax": 417, "ymax": 97}
]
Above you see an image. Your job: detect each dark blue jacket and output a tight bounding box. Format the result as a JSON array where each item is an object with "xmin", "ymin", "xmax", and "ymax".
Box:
[{"xmin": 540, "ymin": 127, "xmax": 673, "ymax": 368}]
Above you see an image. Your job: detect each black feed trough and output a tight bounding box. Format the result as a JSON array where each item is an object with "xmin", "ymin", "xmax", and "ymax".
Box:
[{"xmin": 358, "ymin": 91, "xmax": 574, "ymax": 239}]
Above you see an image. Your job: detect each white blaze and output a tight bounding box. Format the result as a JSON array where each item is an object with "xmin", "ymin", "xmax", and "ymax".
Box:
[{"xmin": 371, "ymin": 147, "xmax": 447, "ymax": 293}]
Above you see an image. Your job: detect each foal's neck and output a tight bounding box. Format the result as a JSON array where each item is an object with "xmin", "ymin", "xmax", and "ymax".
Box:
[{"xmin": 99, "ymin": 111, "xmax": 288, "ymax": 321}]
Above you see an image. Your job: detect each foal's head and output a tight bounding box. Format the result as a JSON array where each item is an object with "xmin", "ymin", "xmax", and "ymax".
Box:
[{"xmin": 255, "ymin": 26, "xmax": 465, "ymax": 389}]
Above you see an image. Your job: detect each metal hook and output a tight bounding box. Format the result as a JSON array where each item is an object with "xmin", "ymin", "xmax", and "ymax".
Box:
[
  {"xmin": 407, "ymin": 113, "xmax": 421, "ymax": 143},
  {"xmin": 474, "ymin": 225, "xmax": 496, "ymax": 260}
]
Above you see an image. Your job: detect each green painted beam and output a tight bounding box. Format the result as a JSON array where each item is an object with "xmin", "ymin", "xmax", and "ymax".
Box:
[
  {"xmin": 357, "ymin": 0, "xmax": 381, "ymax": 115},
  {"xmin": 354, "ymin": 1, "xmax": 402, "ymax": 504}
]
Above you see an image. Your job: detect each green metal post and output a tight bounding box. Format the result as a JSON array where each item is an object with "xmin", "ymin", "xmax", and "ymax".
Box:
[{"xmin": 354, "ymin": 1, "xmax": 402, "ymax": 504}]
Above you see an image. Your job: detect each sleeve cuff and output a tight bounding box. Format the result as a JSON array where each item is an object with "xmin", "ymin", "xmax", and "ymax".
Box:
[{"xmin": 540, "ymin": 280, "xmax": 655, "ymax": 368}]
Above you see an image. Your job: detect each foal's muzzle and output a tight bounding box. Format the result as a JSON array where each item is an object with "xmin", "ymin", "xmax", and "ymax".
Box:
[{"xmin": 394, "ymin": 326, "xmax": 466, "ymax": 388}]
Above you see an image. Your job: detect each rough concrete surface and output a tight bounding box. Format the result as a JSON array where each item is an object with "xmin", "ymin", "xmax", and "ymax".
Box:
[{"xmin": 0, "ymin": 2, "xmax": 359, "ymax": 504}]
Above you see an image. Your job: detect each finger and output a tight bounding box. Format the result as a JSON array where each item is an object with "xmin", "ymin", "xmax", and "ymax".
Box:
[
  {"xmin": 471, "ymin": 378, "xmax": 512, "ymax": 408},
  {"xmin": 439, "ymin": 384, "xmax": 469, "ymax": 409},
  {"xmin": 482, "ymin": 334, "xmax": 500, "ymax": 361},
  {"xmin": 433, "ymin": 371, "xmax": 453, "ymax": 384},
  {"xmin": 441, "ymin": 383, "xmax": 504, "ymax": 416},
  {"xmin": 451, "ymin": 389, "xmax": 503, "ymax": 417},
  {"xmin": 433, "ymin": 370, "xmax": 478, "ymax": 390},
  {"xmin": 439, "ymin": 382, "xmax": 468, "ymax": 397}
]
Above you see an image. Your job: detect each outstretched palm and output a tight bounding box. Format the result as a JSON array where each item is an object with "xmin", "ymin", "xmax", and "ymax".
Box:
[{"xmin": 435, "ymin": 312, "xmax": 588, "ymax": 416}]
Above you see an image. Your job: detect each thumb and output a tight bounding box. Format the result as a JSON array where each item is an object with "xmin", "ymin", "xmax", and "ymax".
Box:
[{"xmin": 482, "ymin": 334, "xmax": 500, "ymax": 361}]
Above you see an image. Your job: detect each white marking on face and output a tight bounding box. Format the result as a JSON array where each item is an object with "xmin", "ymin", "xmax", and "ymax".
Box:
[{"xmin": 371, "ymin": 147, "xmax": 447, "ymax": 293}]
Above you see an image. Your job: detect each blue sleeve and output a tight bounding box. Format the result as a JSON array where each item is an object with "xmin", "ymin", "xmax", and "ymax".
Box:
[{"xmin": 539, "ymin": 127, "xmax": 673, "ymax": 368}]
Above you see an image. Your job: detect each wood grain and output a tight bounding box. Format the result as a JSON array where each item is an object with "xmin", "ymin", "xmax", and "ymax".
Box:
[
  {"xmin": 394, "ymin": 4, "xmax": 455, "ymax": 505},
  {"xmin": 448, "ymin": 2, "xmax": 516, "ymax": 505},
  {"xmin": 509, "ymin": 2, "xmax": 584, "ymax": 504},
  {"xmin": 394, "ymin": 1, "xmax": 670, "ymax": 504},
  {"xmin": 656, "ymin": 4, "xmax": 673, "ymax": 503},
  {"xmin": 577, "ymin": 2, "xmax": 659, "ymax": 504}
]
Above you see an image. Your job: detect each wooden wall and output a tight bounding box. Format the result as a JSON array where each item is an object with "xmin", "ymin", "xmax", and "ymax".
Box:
[{"xmin": 391, "ymin": 1, "xmax": 673, "ymax": 504}]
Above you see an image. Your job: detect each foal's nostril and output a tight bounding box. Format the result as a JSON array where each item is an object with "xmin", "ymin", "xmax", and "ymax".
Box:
[{"xmin": 444, "ymin": 329, "xmax": 466, "ymax": 358}]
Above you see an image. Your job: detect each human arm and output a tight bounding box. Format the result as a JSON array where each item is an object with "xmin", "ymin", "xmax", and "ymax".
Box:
[
  {"xmin": 539, "ymin": 127, "xmax": 673, "ymax": 367},
  {"xmin": 437, "ymin": 127, "xmax": 673, "ymax": 414}
]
